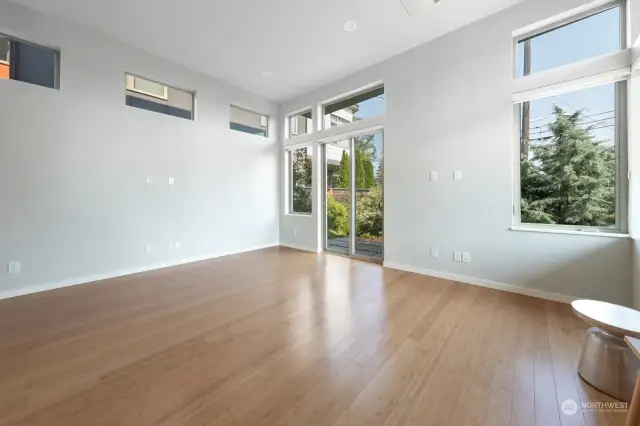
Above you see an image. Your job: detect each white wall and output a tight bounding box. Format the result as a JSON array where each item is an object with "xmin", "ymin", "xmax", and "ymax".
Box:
[
  {"xmin": 280, "ymin": 0, "xmax": 634, "ymax": 305},
  {"xmin": 0, "ymin": 1, "xmax": 279, "ymax": 299}
]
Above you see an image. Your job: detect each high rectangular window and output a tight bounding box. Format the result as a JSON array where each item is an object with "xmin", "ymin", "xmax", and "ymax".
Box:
[
  {"xmin": 289, "ymin": 110, "xmax": 312, "ymax": 137},
  {"xmin": 516, "ymin": 4, "xmax": 623, "ymax": 77},
  {"xmin": 0, "ymin": 34, "xmax": 59, "ymax": 89},
  {"xmin": 323, "ymin": 86, "xmax": 385, "ymax": 129},
  {"xmin": 230, "ymin": 105, "xmax": 268, "ymax": 137},
  {"xmin": 517, "ymin": 81, "xmax": 626, "ymax": 232},
  {"xmin": 125, "ymin": 74, "xmax": 194, "ymax": 120},
  {"xmin": 289, "ymin": 147, "xmax": 313, "ymax": 214}
]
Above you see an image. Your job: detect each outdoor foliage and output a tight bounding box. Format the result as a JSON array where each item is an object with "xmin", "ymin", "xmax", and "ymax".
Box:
[
  {"xmin": 356, "ymin": 185, "xmax": 383, "ymax": 239},
  {"xmin": 292, "ymin": 149, "xmax": 312, "ymax": 213},
  {"xmin": 521, "ymin": 106, "xmax": 615, "ymax": 227},
  {"xmin": 337, "ymin": 151, "xmax": 350, "ymax": 188},
  {"xmin": 327, "ymin": 194, "xmax": 350, "ymax": 237}
]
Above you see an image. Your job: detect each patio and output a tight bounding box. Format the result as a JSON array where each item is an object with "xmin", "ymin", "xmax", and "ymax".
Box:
[{"xmin": 327, "ymin": 237, "xmax": 384, "ymax": 260}]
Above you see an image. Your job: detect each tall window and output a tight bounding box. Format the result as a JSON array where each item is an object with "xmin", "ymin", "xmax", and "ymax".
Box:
[
  {"xmin": 289, "ymin": 147, "xmax": 313, "ymax": 214},
  {"xmin": 0, "ymin": 34, "xmax": 59, "ymax": 89},
  {"xmin": 323, "ymin": 86, "xmax": 385, "ymax": 129},
  {"xmin": 515, "ymin": 3, "xmax": 627, "ymax": 233}
]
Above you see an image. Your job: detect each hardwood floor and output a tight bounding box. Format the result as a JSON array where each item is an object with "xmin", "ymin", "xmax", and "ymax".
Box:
[{"xmin": 0, "ymin": 247, "xmax": 627, "ymax": 426}]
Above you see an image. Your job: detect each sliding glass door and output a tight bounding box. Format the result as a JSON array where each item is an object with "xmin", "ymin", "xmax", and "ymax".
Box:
[{"xmin": 322, "ymin": 130, "xmax": 384, "ymax": 261}]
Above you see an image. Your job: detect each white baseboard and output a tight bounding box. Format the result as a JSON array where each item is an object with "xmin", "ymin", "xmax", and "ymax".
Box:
[
  {"xmin": 279, "ymin": 243, "xmax": 320, "ymax": 253},
  {"xmin": 0, "ymin": 243, "xmax": 279, "ymax": 301},
  {"xmin": 383, "ymin": 261, "xmax": 577, "ymax": 304}
]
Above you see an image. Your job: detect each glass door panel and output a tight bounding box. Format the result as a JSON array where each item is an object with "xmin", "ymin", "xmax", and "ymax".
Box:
[
  {"xmin": 324, "ymin": 140, "xmax": 351, "ymax": 255},
  {"xmin": 354, "ymin": 131, "xmax": 384, "ymax": 260}
]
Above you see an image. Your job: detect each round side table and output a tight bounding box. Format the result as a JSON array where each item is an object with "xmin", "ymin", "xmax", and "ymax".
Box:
[{"xmin": 572, "ymin": 300, "xmax": 640, "ymax": 402}]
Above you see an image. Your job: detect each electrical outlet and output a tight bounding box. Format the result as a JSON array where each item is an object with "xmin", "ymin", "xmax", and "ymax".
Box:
[
  {"xmin": 462, "ymin": 253, "xmax": 471, "ymax": 263},
  {"xmin": 430, "ymin": 248, "xmax": 439, "ymax": 258},
  {"xmin": 430, "ymin": 171, "xmax": 438, "ymax": 182},
  {"xmin": 453, "ymin": 251, "xmax": 462, "ymax": 262},
  {"xmin": 146, "ymin": 175, "xmax": 154, "ymax": 184},
  {"xmin": 168, "ymin": 241, "xmax": 176, "ymax": 250},
  {"xmin": 145, "ymin": 244, "xmax": 153, "ymax": 253},
  {"xmin": 293, "ymin": 229, "xmax": 298, "ymax": 237},
  {"xmin": 175, "ymin": 241, "xmax": 182, "ymax": 250},
  {"xmin": 453, "ymin": 170, "xmax": 463, "ymax": 181},
  {"xmin": 7, "ymin": 261, "xmax": 21, "ymax": 275},
  {"xmin": 168, "ymin": 177, "xmax": 175, "ymax": 185}
]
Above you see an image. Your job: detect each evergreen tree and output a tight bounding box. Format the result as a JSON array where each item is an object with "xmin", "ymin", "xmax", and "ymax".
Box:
[
  {"xmin": 355, "ymin": 148, "xmax": 365, "ymax": 189},
  {"xmin": 363, "ymin": 156, "xmax": 375, "ymax": 188},
  {"xmin": 337, "ymin": 150, "xmax": 350, "ymax": 188},
  {"xmin": 521, "ymin": 106, "xmax": 615, "ymax": 227}
]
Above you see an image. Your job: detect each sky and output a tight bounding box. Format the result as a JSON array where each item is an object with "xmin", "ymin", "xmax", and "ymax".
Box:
[{"xmin": 517, "ymin": 6, "xmax": 620, "ymax": 145}]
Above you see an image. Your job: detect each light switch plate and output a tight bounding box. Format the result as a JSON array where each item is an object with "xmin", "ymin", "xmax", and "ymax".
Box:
[
  {"xmin": 7, "ymin": 261, "xmax": 21, "ymax": 275},
  {"xmin": 453, "ymin": 170, "xmax": 463, "ymax": 181},
  {"xmin": 453, "ymin": 251, "xmax": 462, "ymax": 262},
  {"xmin": 146, "ymin": 175, "xmax": 154, "ymax": 184},
  {"xmin": 168, "ymin": 177, "xmax": 175, "ymax": 185},
  {"xmin": 175, "ymin": 241, "xmax": 182, "ymax": 250},
  {"xmin": 430, "ymin": 171, "xmax": 438, "ymax": 182},
  {"xmin": 145, "ymin": 244, "xmax": 153, "ymax": 253},
  {"xmin": 430, "ymin": 248, "xmax": 439, "ymax": 258}
]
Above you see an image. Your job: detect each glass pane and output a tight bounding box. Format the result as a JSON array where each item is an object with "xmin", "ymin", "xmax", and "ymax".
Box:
[
  {"xmin": 517, "ymin": 7, "xmax": 621, "ymax": 77},
  {"xmin": 133, "ymin": 77, "xmax": 167, "ymax": 98},
  {"xmin": 325, "ymin": 140, "xmax": 350, "ymax": 255},
  {"xmin": 323, "ymin": 87, "xmax": 385, "ymax": 129},
  {"xmin": 230, "ymin": 105, "xmax": 268, "ymax": 137},
  {"xmin": 520, "ymin": 83, "xmax": 618, "ymax": 228},
  {"xmin": 125, "ymin": 74, "xmax": 194, "ymax": 120},
  {"xmin": 0, "ymin": 37, "xmax": 9, "ymax": 80},
  {"xmin": 289, "ymin": 111, "xmax": 312, "ymax": 137},
  {"xmin": 290, "ymin": 147, "xmax": 312, "ymax": 214},
  {"xmin": 354, "ymin": 131, "xmax": 384, "ymax": 260}
]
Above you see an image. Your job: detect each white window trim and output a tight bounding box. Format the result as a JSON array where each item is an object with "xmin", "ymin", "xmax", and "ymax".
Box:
[
  {"xmin": 286, "ymin": 145, "xmax": 313, "ymax": 216},
  {"xmin": 512, "ymin": 77, "xmax": 629, "ymax": 236},
  {"xmin": 320, "ymin": 84, "xmax": 384, "ymax": 130},
  {"xmin": 126, "ymin": 74, "xmax": 169, "ymax": 101},
  {"xmin": 511, "ymin": 2, "xmax": 629, "ymax": 237},
  {"xmin": 287, "ymin": 108, "xmax": 313, "ymax": 139}
]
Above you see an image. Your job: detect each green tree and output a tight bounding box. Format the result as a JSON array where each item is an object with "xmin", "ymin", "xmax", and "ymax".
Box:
[
  {"xmin": 355, "ymin": 148, "xmax": 365, "ymax": 189},
  {"xmin": 521, "ymin": 106, "xmax": 615, "ymax": 227},
  {"xmin": 292, "ymin": 148, "xmax": 312, "ymax": 212},
  {"xmin": 337, "ymin": 150, "xmax": 350, "ymax": 188},
  {"xmin": 363, "ymin": 157, "xmax": 375, "ymax": 188}
]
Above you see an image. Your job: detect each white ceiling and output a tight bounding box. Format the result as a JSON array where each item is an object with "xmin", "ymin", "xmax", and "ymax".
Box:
[{"xmin": 9, "ymin": 0, "xmax": 524, "ymax": 102}]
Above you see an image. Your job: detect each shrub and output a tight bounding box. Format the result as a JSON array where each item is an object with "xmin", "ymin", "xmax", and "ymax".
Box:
[
  {"xmin": 327, "ymin": 194, "xmax": 349, "ymax": 238},
  {"xmin": 356, "ymin": 185, "xmax": 383, "ymax": 237}
]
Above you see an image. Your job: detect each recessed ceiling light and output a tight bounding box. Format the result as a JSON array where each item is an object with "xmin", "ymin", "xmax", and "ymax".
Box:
[
  {"xmin": 262, "ymin": 70, "xmax": 273, "ymax": 78},
  {"xmin": 343, "ymin": 20, "xmax": 358, "ymax": 32}
]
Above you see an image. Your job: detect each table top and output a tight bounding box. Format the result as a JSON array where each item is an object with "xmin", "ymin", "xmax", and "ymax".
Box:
[
  {"xmin": 625, "ymin": 336, "xmax": 640, "ymax": 360},
  {"xmin": 571, "ymin": 300, "xmax": 640, "ymax": 339}
]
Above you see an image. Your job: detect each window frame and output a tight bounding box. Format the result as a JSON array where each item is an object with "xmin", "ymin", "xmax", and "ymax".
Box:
[
  {"xmin": 512, "ymin": 78, "xmax": 629, "ymax": 235},
  {"xmin": 126, "ymin": 74, "xmax": 169, "ymax": 101},
  {"xmin": 513, "ymin": 0, "xmax": 626, "ymax": 79},
  {"xmin": 0, "ymin": 32, "xmax": 60, "ymax": 90},
  {"xmin": 229, "ymin": 105, "xmax": 269, "ymax": 138},
  {"xmin": 321, "ymin": 85, "xmax": 384, "ymax": 130},
  {"xmin": 288, "ymin": 109, "xmax": 312, "ymax": 138},
  {"xmin": 287, "ymin": 145, "xmax": 313, "ymax": 216}
]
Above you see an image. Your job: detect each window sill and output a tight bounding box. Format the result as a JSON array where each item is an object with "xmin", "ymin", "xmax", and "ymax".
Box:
[{"xmin": 510, "ymin": 226, "xmax": 630, "ymax": 238}]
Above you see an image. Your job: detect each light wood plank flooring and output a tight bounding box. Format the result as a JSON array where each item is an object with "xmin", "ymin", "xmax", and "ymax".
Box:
[{"xmin": 0, "ymin": 247, "xmax": 627, "ymax": 426}]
